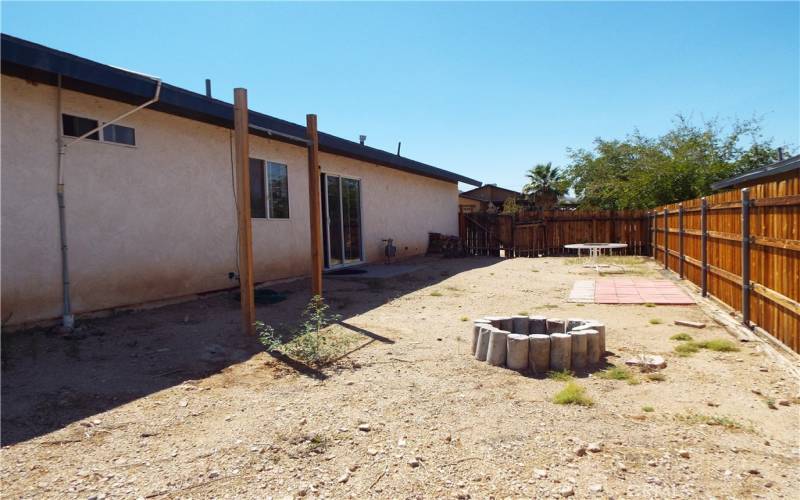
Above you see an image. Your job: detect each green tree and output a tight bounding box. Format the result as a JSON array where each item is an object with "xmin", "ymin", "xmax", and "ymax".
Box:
[
  {"xmin": 523, "ymin": 162, "xmax": 569, "ymax": 209},
  {"xmin": 500, "ymin": 195, "xmax": 521, "ymax": 215},
  {"xmin": 566, "ymin": 116, "xmax": 789, "ymax": 209}
]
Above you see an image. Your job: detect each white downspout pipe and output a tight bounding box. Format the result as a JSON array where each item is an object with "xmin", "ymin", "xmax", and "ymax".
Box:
[{"xmin": 56, "ymin": 76, "xmax": 162, "ymax": 330}]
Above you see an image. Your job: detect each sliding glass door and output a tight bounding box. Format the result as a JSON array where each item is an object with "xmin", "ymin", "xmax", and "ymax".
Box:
[{"xmin": 322, "ymin": 174, "xmax": 362, "ymax": 268}]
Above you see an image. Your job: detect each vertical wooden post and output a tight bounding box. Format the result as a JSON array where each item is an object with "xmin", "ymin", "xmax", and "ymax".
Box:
[
  {"xmin": 651, "ymin": 211, "xmax": 656, "ymax": 258},
  {"xmin": 663, "ymin": 208, "xmax": 669, "ymax": 269},
  {"xmin": 233, "ymin": 88, "xmax": 255, "ymax": 336},
  {"xmin": 700, "ymin": 197, "xmax": 708, "ymax": 297},
  {"xmin": 741, "ymin": 188, "xmax": 751, "ymax": 328},
  {"xmin": 307, "ymin": 114, "xmax": 323, "ymax": 297},
  {"xmin": 609, "ymin": 210, "xmax": 616, "ymax": 243},
  {"xmin": 678, "ymin": 203, "xmax": 684, "ymax": 279}
]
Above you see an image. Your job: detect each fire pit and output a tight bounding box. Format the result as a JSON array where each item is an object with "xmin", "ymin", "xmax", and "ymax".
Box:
[{"xmin": 470, "ymin": 316, "xmax": 606, "ymax": 374}]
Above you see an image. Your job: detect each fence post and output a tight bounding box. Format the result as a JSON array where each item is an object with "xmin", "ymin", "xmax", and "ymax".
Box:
[
  {"xmin": 741, "ymin": 188, "xmax": 751, "ymax": 328},
  {"xmin": 663, "ymin": 207, "xmax": 669, "ymax": 269},
  {"xmin": 700, "ymin": 197, "xmax": 708, "ymax": 297},
  {"xmin": 651, "ymin": 211, "xmax": 656, "ymax": 258},
  {"xmin": 678, "ymin": 203, "xmax": 684, "ymax": 279}
]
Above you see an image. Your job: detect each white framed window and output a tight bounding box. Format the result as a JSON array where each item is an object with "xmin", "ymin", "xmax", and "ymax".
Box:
[
  {"xmin": 61, "ymin": 113, "xmax": 136, "ymax": 146},
  {"xmin": 102, "ymin": 123, "xmax": 136, "ymax": 146},
  {"xmin": 267, "ymin": 162, "xmax": 289, "ymax": 219},
  {"xmin": 249, "ymin": 159, "xmax": 289, "ymax": 219}
]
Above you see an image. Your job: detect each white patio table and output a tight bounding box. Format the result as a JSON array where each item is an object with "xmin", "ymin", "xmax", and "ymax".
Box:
[{"xmin": 564, "ymin": 243, "xmax": 628, "ymax": 271}]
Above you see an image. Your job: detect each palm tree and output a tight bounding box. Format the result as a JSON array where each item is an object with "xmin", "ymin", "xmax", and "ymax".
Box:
[{"xmin": 523, "ymin": 162, "xmax": 568, "ymax": 209}]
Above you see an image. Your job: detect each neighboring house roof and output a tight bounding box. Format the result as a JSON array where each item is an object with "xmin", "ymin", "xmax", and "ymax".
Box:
[
  {"xmin": 710, "ymin": 154, "xmax": 800, "ymax": 191},
  {"xmin": 0, "ymin": 34, "xmax": 481, "ymax": 187},
  {"xmin": 459, "ymin": 184, "xmax": 521, "ymax": 202}
]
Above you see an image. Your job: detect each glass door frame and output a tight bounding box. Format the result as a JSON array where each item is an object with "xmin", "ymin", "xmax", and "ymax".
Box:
[{"xmin": 322, "ymin": 172, "xmax": 364, "ymax": 269}]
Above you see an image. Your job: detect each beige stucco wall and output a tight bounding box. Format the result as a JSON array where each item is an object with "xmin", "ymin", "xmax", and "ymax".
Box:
[
  {"xmin": 458, "ymin": 196, "xmax": 483, "ymax": 212},
  {"xmin": 1, "ymin": 75, "xmax": 458, "ymax": 326}
]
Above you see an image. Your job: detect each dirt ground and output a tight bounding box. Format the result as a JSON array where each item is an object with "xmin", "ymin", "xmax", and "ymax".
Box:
[{"xmin": 2, "ymin": 256, "xmax": 799, "ymax": 499}]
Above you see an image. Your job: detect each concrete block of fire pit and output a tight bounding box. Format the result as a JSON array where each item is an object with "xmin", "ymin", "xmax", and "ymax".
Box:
[
  {"xmin": 486, "ymin": 329, "xmax": 509, "ymax": 366},
  {"xmin": 475, "ymin": 325, "xmax": 493, "ymax": 361},
  {"xmin": 528, "ymin": 334, "xmax": 550, "ymax": 374},
  {"xmin": 573, "ymin": 321, "xmax": 606, "ymax": 355},
  {"xmin": 549, "ymin": 333, "xmax": 572, "ymax": 371},
  {"xmin": 506, "ymin": 334, "xmax": 530, "ymax": 370},
  {"xmin": 529, "ymin": 316, "xmax": 547, "ymax": 335},
  {"xmin": 471, "ymin": 320, "xmax": 490, "ymax": 355},
  {"xmin": 583, "ymin": 329, "xmax": 601, "ymax": 366},
  {"xmin": 546, "ymin": 318, "xmax": 566, "ymax": 334},
  {"xmin": 570, "ymin": 331, "xmax": 589, "ymax": 371},
  {"xmin": 511, "ymin": 315, "xmax": 529, "ymax": 334}
]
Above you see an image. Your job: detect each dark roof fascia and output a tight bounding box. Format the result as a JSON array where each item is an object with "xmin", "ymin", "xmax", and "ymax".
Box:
[
  {"xmin": 710, "ymin": 154, "xmax": 800, "ymax": 190},
  {"xmin": 458, "ymin": 192, "xmax": 485, "ymax": 201},
  {"xmin": 1, "ymin": 33, "xmax": 481, "ymax": 187}
]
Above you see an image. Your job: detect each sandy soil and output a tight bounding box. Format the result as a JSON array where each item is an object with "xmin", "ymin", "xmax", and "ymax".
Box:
[{"xmin": 2, "ymin": 256, "xmax": 799, "ymax": 499}]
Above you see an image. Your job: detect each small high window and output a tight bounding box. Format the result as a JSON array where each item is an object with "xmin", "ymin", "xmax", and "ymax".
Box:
[
  {"xmin": 249, "ymin": 159, "xmax": 289, "ymax": 219},
  {"xmin": 62, "ymin": 114, "xmax": 136, "ymax": 146},
  {"xmin": 62, "ymin": 114, "xmax": 99, "ymax": 141},
  {"xmin": 103, "ymin": 124, "xmax": 136, "ymax": 146}
]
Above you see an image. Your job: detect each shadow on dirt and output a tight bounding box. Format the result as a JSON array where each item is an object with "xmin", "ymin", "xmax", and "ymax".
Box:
[{"xmin": 1, "ymin": 256, "xmax": 499, "ymax": 446}]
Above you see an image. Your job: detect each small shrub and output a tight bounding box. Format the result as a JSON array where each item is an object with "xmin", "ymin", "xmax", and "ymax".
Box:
[
  {"xmin": 576, "ymin": 303, "xmax": 584, "ymax": 307},
  {"xmin": 644, "ymin": 303, "xmax": 656, "ymax": 308},
  {"xmin": 553, "ymin": 382, "xmax": 593, "ymax": 406},
  {"xmin": 670, "ymin": 333, "xmax": 694, "ymax": 341},
  {"xmin": 430, "ymin": 290, "xmax": 443, "ymax": 297},
  {"xmin": 517, "ymin": 311, "xmax": 529, "ymax": 316},
  {"xmin": 696, "ymin": 339, "xmax": 739, "ymax": 352},
  {"xmin": 306, "ymin": 433, "xmax": 331, "ymax": 453},
  {"xmin": 649, "ymin": 318, "xmax": 663, "ymax": 325},
  {"xmin": 459, "ymin": 316, "xmax": 469, "ymax": 322},
  {"xmin": 674, "ymin": 342, "xmax": 700, "ymax": 356},
  {"xmin": 647, "ymin": 372, "xmax": 667, "ymax": 382},
  {"xmin": 597, "ymin": 366, "xmax": 634, "ymax": 381},
  {"xmin": 256, "ymin": 296, "xmax": 354, "ymax": 367},
  {"xmin": 642, "ymin": 405, "xmax": 655, "ymax": 412},
  {"xmin": 547, "ymin": 369, "xmax": 574, "ymax": 381}
]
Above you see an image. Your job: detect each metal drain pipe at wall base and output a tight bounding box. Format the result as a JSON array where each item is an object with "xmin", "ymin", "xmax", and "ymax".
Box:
[{"xmin": 55, "ymin": 74, "xmax": 162, "ymax": 330}]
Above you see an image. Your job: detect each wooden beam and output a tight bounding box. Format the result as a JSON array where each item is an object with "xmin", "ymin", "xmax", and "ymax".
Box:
[
  {"xmin": 752, "ymin": 235, "xmax": 800, "ymax": 252},
  {"xmin": 307, "ymin": 114, "xmax": 323, "ymax": 297},
  {"xmin": 751, "ymin": 282, "xmax": 800, "ymax": 316},
  {"xmin": 233, "ymin": 88, "xmax": 255, "ymax": 336},
  {"xmin": 751, "ymin": 194, "xmax": 800, "ymax": 207}
]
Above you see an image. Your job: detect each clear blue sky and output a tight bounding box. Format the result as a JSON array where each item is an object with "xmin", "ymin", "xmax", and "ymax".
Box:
[{"xmin": 3, "ymin": 1, "xmax": 798, "ymax": 191}]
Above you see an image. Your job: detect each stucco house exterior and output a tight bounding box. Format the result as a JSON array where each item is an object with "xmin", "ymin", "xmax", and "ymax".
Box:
[{"xmin": 0, "ymin": 34, "xmax": 481, "ymax": 328}]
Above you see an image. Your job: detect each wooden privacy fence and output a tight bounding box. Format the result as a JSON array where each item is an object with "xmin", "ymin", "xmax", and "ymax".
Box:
[
  {"xmin": 460, "ymin": 210, "xmax": 650, "ymax": 257},
  {"xmin": 650, "ymin": 177, "xmax": 800, "ymax": 353}
]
